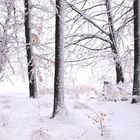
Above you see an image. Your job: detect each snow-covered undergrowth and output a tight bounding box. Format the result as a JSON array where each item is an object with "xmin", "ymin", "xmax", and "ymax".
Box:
[
  {"xmin": 0, "ymin": 86, "xmax": 140, "ymax": 140},
  {"xmin": 98, "ymin": 82, "xmax": 132, "ymax": 102}
]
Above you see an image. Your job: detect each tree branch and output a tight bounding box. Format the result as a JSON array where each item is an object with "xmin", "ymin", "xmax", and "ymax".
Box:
[{"xmin": 66, "ymin": 1, "xmax": 109, "ymax": 36}]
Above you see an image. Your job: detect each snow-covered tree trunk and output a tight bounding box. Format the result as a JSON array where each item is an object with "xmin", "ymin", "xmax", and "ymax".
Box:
[
  {"xmin": 132, "ymin": 0, "xmax": 140, "ymax": 103},
  {"xmin": 52, "ymin": 0, "xmax": 65, "ymax": 118},
  {"xmin": 105, "ymin": 0, "xmax": 124, "ymax": 84},
  {"xmin": 24, "ymin": 0, "xmax": 37, "ymax": 98}
]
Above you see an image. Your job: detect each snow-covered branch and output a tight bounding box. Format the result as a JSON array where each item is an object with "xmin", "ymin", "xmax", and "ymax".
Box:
[
  {"xmin": 66, "ymin": 1, "xmax": 109, "ymax": 36},
  {"xmin": 65, "ymin": 34, "xmax": 112, "ymax": 46}
]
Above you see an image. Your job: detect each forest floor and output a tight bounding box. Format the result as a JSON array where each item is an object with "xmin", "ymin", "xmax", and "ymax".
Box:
[{"xmin": 0, "ymin": 87, "xmax": 140, "ymax": 140}]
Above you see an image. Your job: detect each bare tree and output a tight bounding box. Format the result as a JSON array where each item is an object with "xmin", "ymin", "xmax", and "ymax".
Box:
[
  {"xmin": 24, "ymin": 0, "xmax": 37, "ymax": 98},
  {"xmin": 105, "ymin": 0, "xmax": 124, "ymax": 84},
  {"xmin": 65, "ymin": 0, "xmax": 133, "ymax": 84},
  {"xmin": 0, "ymin": 1, "xmax": 14, "ymax": 75},
  {"xmin": 52, "ymin": 0, "xmax": 65, "ymax": 118},
  {"xmin": 132, "ymin": 0, "xmax": 140, "ymax": 103}
]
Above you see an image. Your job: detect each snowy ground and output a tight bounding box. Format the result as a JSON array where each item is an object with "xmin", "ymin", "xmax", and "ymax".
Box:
[{"xmin": 0, "ymin": 88, "xmax": 140, "ymax": 140}]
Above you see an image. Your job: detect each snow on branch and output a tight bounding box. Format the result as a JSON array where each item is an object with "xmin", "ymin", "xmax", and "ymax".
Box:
[
  {"xmin": 65, "ymin": 34, "xmax": 112, "ymax": 46},
  {"xmin": 66, "ymin": 1, "xmax": 109, "ymax": 36}
]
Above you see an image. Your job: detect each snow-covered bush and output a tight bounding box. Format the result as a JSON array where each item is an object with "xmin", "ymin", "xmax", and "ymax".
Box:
[{"xmin": 99, "ymin": 81, "xmax": 130, "ymax": 101}]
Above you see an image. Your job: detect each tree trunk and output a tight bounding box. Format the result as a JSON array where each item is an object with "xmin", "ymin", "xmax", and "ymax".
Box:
[
  {"xmin": 0, "ymin": 2, "xmax": 12, "ymax": 73},
  {"xmin": 52, "ymin": 0, "xmax": 65, "ymax": 118},
  {"xmin": 132, "ymin": 0, "xmax": 140, "ymax": 99},
  {"xmin": 24, "ymin": 0, "xmax": 37, "ymax": 98},
  {"xmin": 105, "ymin": 0, "xmax": 124, "ymax": 84}
]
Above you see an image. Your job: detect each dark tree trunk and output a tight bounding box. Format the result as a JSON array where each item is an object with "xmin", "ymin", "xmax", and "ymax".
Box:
[
  {"xmin": 132, "ymin": 0, "xmax": 140, "ymax": 98},
  {"xmin": 24, "ymin": 0, "xmax": 37, "ymax": 98},
  {"xmin": 52, "ymin": 0, "xmax": 65, "ymax": 118},
  {"xmin": 105, "ymin": 0, "xmax": 124, "ymax": 84}
]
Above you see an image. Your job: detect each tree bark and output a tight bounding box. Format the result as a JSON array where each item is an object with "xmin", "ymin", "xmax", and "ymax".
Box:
[
  {"xmin": 52, "ymin": 0, "xmax": 65, "ymax": 118},
  {"xmin": 24, "ymin": 0, "xmax": 37, "ymax": 98},
  {"xmin": 132, "ymin": 0, "xmax": 140, "ymax": 97},
  {"xmin": 105, "ymin": 0, "xmax": 124, "ymax": 84}
]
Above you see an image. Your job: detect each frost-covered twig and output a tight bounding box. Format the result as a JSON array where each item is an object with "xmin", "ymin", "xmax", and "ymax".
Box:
[{"xmin": 88, "ymin": 112, "xmax": 108, "ymax": 136}]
